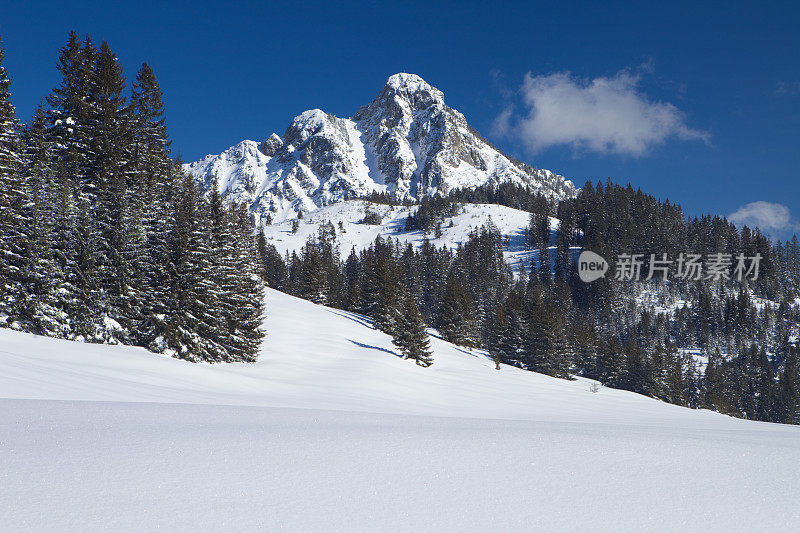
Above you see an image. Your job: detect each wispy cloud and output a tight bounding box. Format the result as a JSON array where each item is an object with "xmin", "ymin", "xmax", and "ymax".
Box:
[
  {"xmin": 495, "ymin": 67, "xmax": 710, "ymax": 156},
  {"xmin": 729, "ymin": 201, "xmax": 800, "ymax": 239},
  {"xmin": 775, "ymin": 81, "xmax": 800, "ymax": 96},
  {"xmin": 489, "ymin": 69, "xmax": 513, "ymax": 99},
  {"xmin": 491, "ymin": 106, "xmax": 514, "ymax": 137}
]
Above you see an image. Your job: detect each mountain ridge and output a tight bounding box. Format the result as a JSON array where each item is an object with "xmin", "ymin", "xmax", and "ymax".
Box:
[{"xmin": 184, "ymin": 73, "xmax": 576, "ymax": 223}]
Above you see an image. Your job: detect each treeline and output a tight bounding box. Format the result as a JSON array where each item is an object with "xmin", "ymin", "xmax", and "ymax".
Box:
[
  {"xmin": 562, "ymin": 181, "xmax": 799, "ymax": 422},
  {"xmin": 361, "ymin": 182, "xmax": 556, "ymax": 231},
  {"xmin": 558, "ymin": 181, "xmax": 795, "ymax": 356},
  {"xmin": 0, "ymin": 33, "xmax": 264, "ymax": 362},
  {"xmin": 569, "ymin": 180, "xmax": 779, "ymax": 294}
]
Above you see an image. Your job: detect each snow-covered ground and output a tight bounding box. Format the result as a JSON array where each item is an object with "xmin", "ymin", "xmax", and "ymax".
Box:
[
  {"xmin": 2, "ymin": 288, "xmax": 800, "ymax": 531},
  {"xmin": 264, "ymin": 200, "xmax": 561, "ymax": 273}
]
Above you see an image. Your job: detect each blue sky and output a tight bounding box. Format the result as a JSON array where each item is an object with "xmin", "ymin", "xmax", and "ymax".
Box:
[{"xmin": 2, "ymin": 1, "xmax": 799, "ymax": 238}]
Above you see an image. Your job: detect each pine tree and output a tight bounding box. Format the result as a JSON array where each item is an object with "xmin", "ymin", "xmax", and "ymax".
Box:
[
  {"xmin": 154, "ymin": 175, "xmax": 222, "ymax": 360},
  {"xmin": 499, "ymin": 288, "xmax": 527, "ymax": 367},
  {"xmin": 207, "ymin": 196, "xmax": 264, "ymax": 362},
  {"xmin": 524, "ymin": 298, "xmax": 550, "ymax": 372},
  {"xmin": 299, "ymin": 237, "xmax": 330, "ymax": 304},
  {"xmin": 664, "ymin": 343, "xmax": 687, "ymax": 405},
  {"xmin": 392, "ymin": 293, "xmax": 433, "ymax": 367},
  {"xmin": 439, "ymin": 268, "xmax": 478, "ymax": 347},
  {"xmin": 19, "ymin": 105, "xmax": 67, "ymax": 336},
  {"xmin": 128, "ymin": 68, "xmax": 179, "ymax": 347},
  {"xmin": 537, "ymin": 239, "xmax": 550, "ymax": 284},
  {"xmin": 789, "ymin": 235, "xmax": 800, "ymax": 285},
  {"xmin": 487, "ymin": 304, "xmax": 510, "ymax": 369},
  {"xmin": 48, "ymin": 165, "xmax": 81, "ymax": 337},
  {"xmin": 623, "ymin": 334, "xmax": 648, "ymax": 394},
  {"xmin": 573, "ymin": 319, "xmax": 600, "ymax": 378},
  {"xmin": 46, "ymin": 32, "xmax": 95, "ymax": 190},
  {"xmin": 45, "ymin": 33, "xmax": 102, "ymax": 340},
  {"xmin": 598, "ymin": 338, "xmax": 626, "ymax": 387},
  {"xmin": 342, "ymin": 247, "xmax": 362, "ymax": 312},
  {"xmin": 548, "ymin": 313, "xmax": 573, "ymax": 379},
  {"xmin": 554, "ymin": 209, "xmax": 574, "ymax": 281},
  {"xmin": 0, "ymin": 36, "xmax": 25, "ymax": 327},
  {"xmin": 129, "ymin": 63, "xmax": 171, "ymax": 194},
  {"xmin": 257, "ymin": 232, "xmax": 288, "ymax": 290},
  {"xmin": 70, "ymin": 194, "xmax": 102, "ymax": 341},
  {"xmin": 367, "ymin": 237, "xmax": 400, "ymax": 334},
  {"xmin": 86, "ymin": 40, "xmax": 136, "ymax": 341},
  {"xmin": 206, "ymin": 188, "xmax": 239, "ymax": 357}
]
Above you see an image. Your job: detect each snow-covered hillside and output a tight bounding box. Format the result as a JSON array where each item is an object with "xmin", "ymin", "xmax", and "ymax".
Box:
[
  {"xmin": 0, "ymin": 287, "xmax": 691, "ymax": 421},
  {"xmin": 263, "ymin": 200, "xmax": 559, "ymax": 273},
  {"xmin": 3, "ymin": 288, "xmax": 800, "ymax": 531},
  {"xmin": 184, "ymin": 73, "xmax": 575, "ymax": 223}
]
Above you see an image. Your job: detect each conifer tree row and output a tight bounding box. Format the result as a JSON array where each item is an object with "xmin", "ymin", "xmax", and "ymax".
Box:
[{"xmin": 0, "ymin": 33, "xmax": 264, "ymax": 362}]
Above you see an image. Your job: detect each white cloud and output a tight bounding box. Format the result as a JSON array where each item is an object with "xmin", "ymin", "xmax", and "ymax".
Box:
[
  {"xmin": 728, "ymin": 201, "xmax": 800, "ymax": 238},
  {"xmin": 498, "ymin": 69, "xmax": 709, "ymax": 156}
]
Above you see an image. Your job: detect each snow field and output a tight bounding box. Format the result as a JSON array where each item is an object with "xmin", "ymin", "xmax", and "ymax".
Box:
[{"xmin": 2, "ymin": 288, "xmax": 800, "ymax": 531}]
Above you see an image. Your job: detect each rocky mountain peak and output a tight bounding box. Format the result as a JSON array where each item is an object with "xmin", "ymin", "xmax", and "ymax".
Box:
[
  {"xmin": 283, "ymin": 109, "xmax": 333, "ymax": 145},
  {"xmin": 382, "ymin": 73, "xmax": 445, "ymax": 109},
  {"xmin": 185, "ymin": 74, "xmax": 575, "ymax": 224}
]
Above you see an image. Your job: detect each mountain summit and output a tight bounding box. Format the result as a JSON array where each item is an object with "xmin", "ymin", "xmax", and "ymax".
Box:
[{"xmin": 185, "ymin": 73, "xmax": 576, "ymax": 222}]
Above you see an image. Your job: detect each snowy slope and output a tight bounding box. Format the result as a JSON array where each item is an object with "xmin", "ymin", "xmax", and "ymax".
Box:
[
  {"xmin": 0, "ymin": 287, "xmax": 701, "ymax": 422},
  {"xmin": 3, "ymin": 289, "xmax": 800, "ymax": 531},
  {"xmin": 184, "ymin": 74, "xmax": 576, "ymax": 223},
  {"xmin": 263, "ymin": 199, "xmax": 560, "ymax": 273}
]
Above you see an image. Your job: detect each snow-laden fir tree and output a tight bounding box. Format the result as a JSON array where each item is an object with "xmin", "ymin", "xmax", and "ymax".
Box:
[
  {"xmin": 299, "ymin": 236, "xmax": 330, "ymax": 305},
  {"xmin": 392, "ymin": 292, "xmax": 433, "ymax": 367},
  {"xmin": 365, "ymin": 236, "xmax": 400, "ymax": 334},
  {"xmin": 0, "ymin": 36, "xmax": 24, "ymax": 327},
  {"xmin": 45, "ymin": 34, "xmax": 103, "ymax": 341},
  {"xmin": 487, "ymin": 304, "xmax": 510, "ymax": 369},
  {"xmin": 257, "ymin": 231, "xmax": 288, "ymax": 291},
  {"xmin": 157, "ymin": 175, "xmax": 223, "ymax": 361},
  {"xmin": 128, "ymin": 63, "xmax": 178, "ymax": 346},
  {"xmin": 207, "ymin": 190, "xmax": 265, "ymax": 362},
  {"xmin": 227, "ymin": 204, "xmax": 266, "ymax": 361},
  {"xmin": 87, "ymin": 40, "xmax": 138, "ymax": 343},
  {"xmin": 19, "ymin": 105, "xmax": 67, "ymax": 336}
]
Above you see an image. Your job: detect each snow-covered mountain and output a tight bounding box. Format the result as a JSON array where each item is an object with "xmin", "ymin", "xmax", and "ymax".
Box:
[{"xmin": 184, "ymin": 73, "xmax": 575, "ymax": 222}]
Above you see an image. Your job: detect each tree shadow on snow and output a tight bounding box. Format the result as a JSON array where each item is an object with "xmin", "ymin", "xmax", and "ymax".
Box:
[
  {"xmin": 327, "ymin": 309, "xmax": 375, "ymax": 329},
  {"xmin": 426, "ymin": 330, "xmax": 489, "ymax": 360},
  {"xmin": 347, "ymin": 339, "xmax": 403, "ymax": 359}
]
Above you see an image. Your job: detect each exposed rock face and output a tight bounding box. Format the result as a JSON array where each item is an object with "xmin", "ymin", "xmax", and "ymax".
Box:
[{"xmin": 185, "ymin": 73, "xmax": 575, "ymax": 223}]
